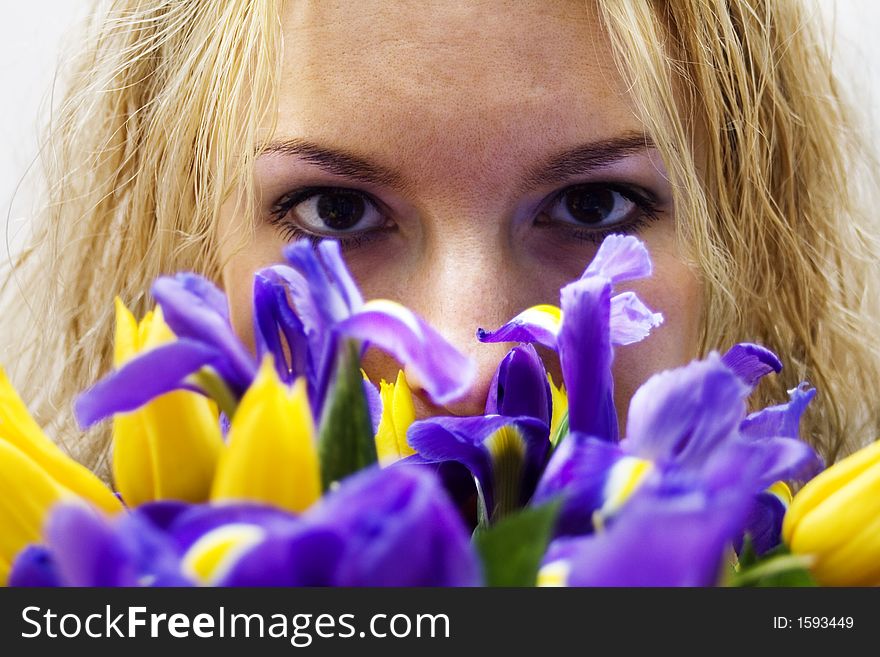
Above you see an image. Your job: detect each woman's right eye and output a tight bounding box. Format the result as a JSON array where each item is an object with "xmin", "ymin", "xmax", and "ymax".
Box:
[{"xmin": 271, "ymin": 187, "xmax": 387, "ymax": 237}]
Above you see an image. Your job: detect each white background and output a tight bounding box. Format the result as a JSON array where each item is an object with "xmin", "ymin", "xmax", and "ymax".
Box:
[{"xmin": 2, "ymin": 1, "xmax": 879, "ymax": 254}]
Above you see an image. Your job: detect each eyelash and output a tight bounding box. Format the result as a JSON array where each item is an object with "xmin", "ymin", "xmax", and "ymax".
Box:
[
  {"xmin": 539, "ymin": 183, "xmax": 663, "ymax": 245},
  {"xmin": 267, "ymin": 182, "xmax": 663, "ymax": 248},
  {"xmin": 268, "ymin": 187, "xmax": 390, "ymax": 248}
]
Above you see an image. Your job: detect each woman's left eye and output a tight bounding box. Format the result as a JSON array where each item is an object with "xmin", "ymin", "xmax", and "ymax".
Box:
[{"xmin": 541, "ymin": 183, "xmax": 658, "ymax": 229}]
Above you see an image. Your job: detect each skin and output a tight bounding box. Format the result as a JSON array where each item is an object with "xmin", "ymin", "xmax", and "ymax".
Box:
[{"xmin": 218, "ymin": 0, "xmax": 703, "ymax": 428}]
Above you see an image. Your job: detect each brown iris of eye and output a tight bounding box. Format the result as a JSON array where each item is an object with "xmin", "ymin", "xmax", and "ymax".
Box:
[
  {"xmin": 564, "ymin": 186, "xmax": 615, "ymax": 224},
  {"xmin": 316, "ymin": 191, "xmax": 365, "ymax": 230}
]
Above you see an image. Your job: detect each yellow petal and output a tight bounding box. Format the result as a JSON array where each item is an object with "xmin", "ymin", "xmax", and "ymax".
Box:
[
  {"xmin": 810, "ymin": 513, "xmax": 880, "ymax": 586},
  {"xmin": 0, "ymin": 368, "xmax": 121, "ymax": 514},
  {"xmin": 140, "ymin": 306, "xmax": 176, "ymax": 351},
  {"xmin": 112, "ymin": 413, "xmax": 155, "ymax": 507},
  {"xmin": 548, "ymin": 373, "xmax": 568, "ymax": 439},
  {"xmin": 211, "ymin": 358, "xmax": 320, "ymax": 513},
  {"xmin": 0, "ymin": 440, "xmax": 72, "ymax": 585},
  {"xmin": 786, "ymin": 459, "xmax": 880, "ymax": 585},
  {"xmin": 112, "ymin": 391, "xmax": 223, "ymax": 507},
  {"xmin": 374, "ymin": 371, "xmax": 416, "ymax": 466},
  {"xmin": 374, "ymin": 379, "xmax": 398, "ymax": 465},
  {"xmin": 392, "ymin": 371, "xmax": 416, "ymax": 457},
  {"xmin": 113, "ymin": 297, "xmax": 139, "ymax": 366},
  {"xmin": 110, "ymin": 302, "xmax": 222, "ymax": 506},
  {"xmin": 783, "ymin": 439, "xmax": 880, "ymax": 543}
]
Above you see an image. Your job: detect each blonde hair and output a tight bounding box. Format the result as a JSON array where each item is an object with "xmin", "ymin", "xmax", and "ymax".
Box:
[
  {"xmin": 1, "ymin": 0, "xmax": 282, "ymax": 472},
  {"xmin": 2, "ymin": 0, "xmax": 878, "ymax": 473},
  {"xmin": 597, "ymin": 0, "xmax": 880, "ymax": 461}
]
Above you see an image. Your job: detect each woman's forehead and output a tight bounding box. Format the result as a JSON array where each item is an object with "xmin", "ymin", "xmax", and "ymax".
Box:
[{"xmin": 274, "ymin": 0, "xmax": 647, "ymax": 188}]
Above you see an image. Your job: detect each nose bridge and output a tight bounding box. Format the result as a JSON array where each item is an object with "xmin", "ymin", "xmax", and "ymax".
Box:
[{"xmin": 406, "ymin": 231, "xmax": 522, "ymax": 415}]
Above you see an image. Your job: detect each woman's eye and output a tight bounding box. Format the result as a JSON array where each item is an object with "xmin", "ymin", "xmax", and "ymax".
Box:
[
  {"xmin": 273, "ymin": 187, "xmax": 386, "ymax": 235},
  {"xmin": 543, "ymin": 184, "xmax": 653, "ymax": 229}
]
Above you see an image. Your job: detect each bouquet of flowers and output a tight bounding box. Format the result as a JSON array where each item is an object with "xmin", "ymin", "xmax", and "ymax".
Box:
[{"xmin": 1, "ymin": 235, "xmax": 877, "ymax": 587}]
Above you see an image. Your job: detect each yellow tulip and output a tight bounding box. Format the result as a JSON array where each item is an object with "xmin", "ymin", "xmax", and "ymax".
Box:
[
  {"xmin": 0, "ymin": 367, "xmax": 122, "ymax": 584},
  {"xmin": 111, "ymin": 299, "xmax": 223, "ymax": 506},
  {"xmin": 548, "ymin": 374, "xmax": 568, "ymax": 441},
  {"xmin": 783, "ymin": 440, "xmax": 880, "ymax": 586},
  {"xmin": 374, "ymin": 370, "xmax": 416, "ymax": 466},
  {"xmin": 211, "ymin": 357, "xmax": 321, "ymax": 513}
]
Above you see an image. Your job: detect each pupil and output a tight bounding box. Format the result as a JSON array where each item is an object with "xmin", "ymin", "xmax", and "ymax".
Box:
[
  {"xmin": 565, "ymin": 187, "xmax": 614, "ymax": 224},
  {"xmin": 317, "ymin": 192, "xmax": 365, "ymax": 230}
]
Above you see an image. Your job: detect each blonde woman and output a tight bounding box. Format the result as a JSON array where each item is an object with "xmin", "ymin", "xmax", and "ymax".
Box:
[{"xmin": 2, "ymin": 0, "xmax": 879, "ymax": 481}]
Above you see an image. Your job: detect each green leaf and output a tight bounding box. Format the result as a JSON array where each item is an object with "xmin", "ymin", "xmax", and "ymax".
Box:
[
  {"xmin": 473, "ymin": 500, "xmax": 561, "ymax": 587},
  {"xmin": 736, "ymin": 534, "xmax": 760, "ymax": 569},
  {"xmin": 551, "ymin": 410, "xmax": 569, "ymax": 448},
  {"xmin": 317, "ymin": 340, "xmax": 377, "ymax": 490},
  {"xmin": 727, "ymin": 548, "xmax": 818, "ymax": 587}
]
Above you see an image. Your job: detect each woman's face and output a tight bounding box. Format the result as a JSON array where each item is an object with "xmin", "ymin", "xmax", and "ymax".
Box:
[{"xmin": 218, "ymin": 0, "xmax": 702, "ymax": 425}]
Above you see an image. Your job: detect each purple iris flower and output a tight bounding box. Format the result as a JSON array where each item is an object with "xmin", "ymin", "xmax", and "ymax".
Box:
[
  {"xmin": 406, "ymin": 415, "xmax": 550, "ymax": 522},
  {"xmin": 76, "ymin": 239, "xmax": 474, "ymax": 427},
  {"xmin": 261, "ymin": 240, "xmax": 474, "ymax": 417},
  {"xmin": 539, "ymin": 487, "xmax": 751, "ymax": 587},
  {"xmin": 477, "ymin": 234, "xmax": 663, "ymax": 441},
  {"xmin": 10, "ymin": 466, "xmax": 480, "ymax": 587},
  {"xmin": 535, "ymin": 346, "xmax": 820, "ymax": 586},
  {"xmin": 484, "ymin": 344, "xmax": 552, "ymax": 425},
  {"xmin": 532, "ymin": 350, "xmax": 821, "ymax": 540}
]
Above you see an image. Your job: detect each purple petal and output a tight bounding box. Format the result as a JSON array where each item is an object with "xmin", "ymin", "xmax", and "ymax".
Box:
[
  {"xmin": 476, "ymin": 309, "xmax": 560, "ymax": 351},
  {"xmin": 543, "ymin": 489, "xmax": 747, "ymax": 586},
  {"xmin": 558, "ymin": 277, "xmax": 617, "ymax": 440},
  {"xmin": 532, "ymin": 433, "xmax": 627, "ymax": 536},
  {"xmin": 738, "ymin": 436, "xmax": 823, "ymax": 490},
  {"xmin": 740, "ymin": 383, "xmax": 815, "ymax": 441},
  {"xmin": 9, "ymin": 546, "xmax": 61, "ymax": 587},
  {"xmin": 721, "ymin": 343, "xmax": 783, "ymax": 388},
  {"xmin": 152, "ymin": 274, "xmax": 256, "ymax": 394},
  {"xmin": 736, "ymin": 491, "xmax": 788, "ymax": 556},
  {"xmin": 609, "ymin": 291, "xmax": 664, "ymax": 346},
  {"xmin": 624, "ymin": 353, "xmax": 749, "ymax": 471},
  {"xmin": 363, "ymin": 378, "xmax": 383, "ymax": 435},
  {"xmin": 43, "ymin": 505, "xmax": 139, "ymax": 586},
  {"xmin": 282, "ymin": 241, "xmax": 363, "ymax": 325},
  {"xmin": 266, "ymin": 263, "xmax": 331, "ymax": 363},
  {"xmin": 485, "ymin": 344, "xmax": 552, "ymax": 425},
  {"xmin": 337, "ymin": 300, "xmax": 475, "ymax": 405},
  {"xmin": 253, "ymin": 269, "xmax": 311, "ymax": 384},
  {"xmin": 310, "ymin": 465, "xmax": 481, "ymax": 586},
  {"xmin": 160, "ymin": 503, "xmax": 298, "ymax": 554},
  {"xmin": 174, "ymin": 272, "xmax": 230, "ymax": 322},
  {"xmin": 407, "ymin": 416, "xmax": 510, "ymax": 500},
  {"xmin": 219, "ymin": 527, "xmax": 346, "ymax": 587},
  {"xmin": 407, "ymin": 415, "xmax": 549, "ymax": 516},
  {"xmin": 74, "ymin": 339, "xmax": 216, "ymax": 427},
  {"xmin": 582, "ymin": 234, "xmax": 652, "ymax": 284},
  {"xmin": 396, "ymin": 456, "xmax": 479, "ymax": 527},
  {"xmin": 737, "ymin": 384, "xmax": 822, "ymax": 486}
]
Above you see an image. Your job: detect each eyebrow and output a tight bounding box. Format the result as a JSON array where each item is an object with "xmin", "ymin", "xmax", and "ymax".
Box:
[
  {"xmin": 260, "ymin": 132, "xmax": 656, "ymax": 193},
  {"xmin": 521, "ymin": 132, "xmax": 657, "ymax": 191},
  {"xmin": 259, "ymin": 138, "xmax": 405, "ymax": 189}
]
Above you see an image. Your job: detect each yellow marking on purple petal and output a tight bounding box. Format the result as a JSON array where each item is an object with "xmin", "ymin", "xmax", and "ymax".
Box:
[
  {"xmin": 601, "ymin": 456, "xmax": 654, "ymax": 517},
  {"xmin": 537, "ymin": 560, "xmax": 570, "ymax": 587},
  {"xmin": 516, "ymin": 305, "xmax": 563, "ymax": 335},
  {"xmin": 767, "ymin": 481, "xmax": 792, "ymax": 506},
  {"xmin": 181, "ymin": 523, "xmax": 265, "ymax": 586}
]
